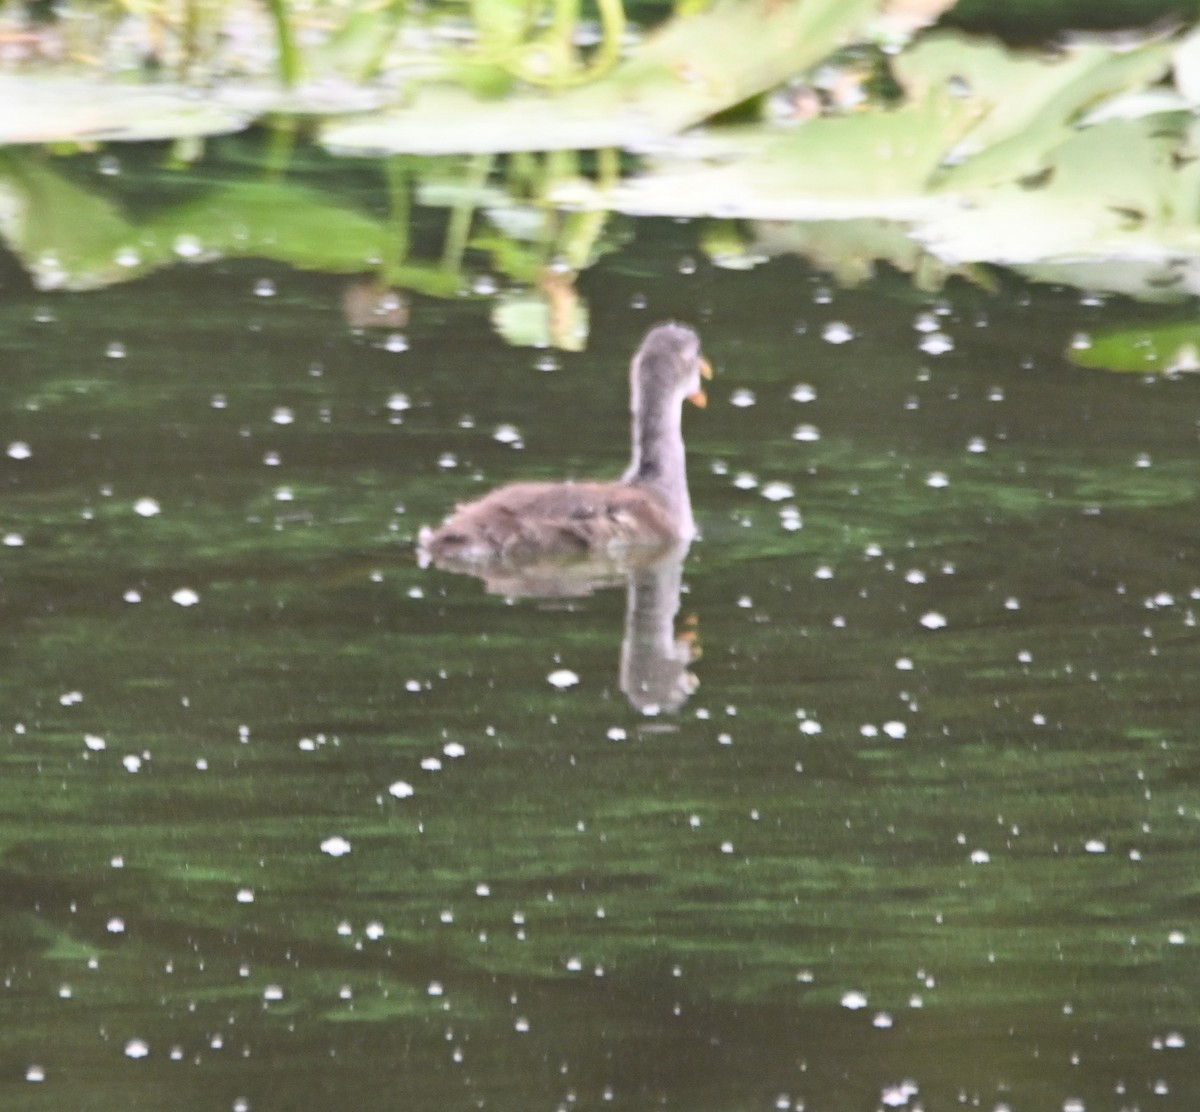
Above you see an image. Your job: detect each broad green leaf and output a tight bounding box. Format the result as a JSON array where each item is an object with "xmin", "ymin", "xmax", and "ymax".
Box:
[
  {"xmin": 0, "ymin": 151, "xmax": 172, "ymax": 290},
  {"xmin": 1066, "ymin": 322, "xmax": 1200, "ymax": 373},
  {"xmin": 0, "ymin": 155, "xmax": 390, "ymax": 290},
  {"xmin": 0, "ymin": 76, "xmax": 395, "ymax": 147},
  {"xmin": 739, "ymin": 218, "xmax": 984, "ymax": 291},
  {"xmin": 491, "ymin": 287, "xmax": 589, "ymax": 349},
  {"xmin": 1014, "ymin": 258, "xmax": 1200, "ymax": 302},
  {"xmin": 311, "ymin": 0, "xmax": 410, "ymax": 81},
  {"xmin": 0, "ymin": 76, "xmax": 255, "ymax": 145},
  {"xmin": 143, "ymin": 180, "xmax": 389, "ymax": 273},
  {"xmin": 919, "ymin": 115, "xmax": 1200, "ymax": 266},
  {"xmin": 471, "ymin": 231, "xmax": 547, "ymax": 283},
  {"xmin": 552, "ymin": 91, "xmax": 980, "ymax": 220},
  {"xmin": 471, "ymin": 0, "xmax": 534, "ymax": 50},
  {"xmin": 321, "ymin": 0, "xmax": 879, "ymax": 154},
  {"xmin": 895, "ymin": 32, "xmax": 1173, "ymax": 192}
]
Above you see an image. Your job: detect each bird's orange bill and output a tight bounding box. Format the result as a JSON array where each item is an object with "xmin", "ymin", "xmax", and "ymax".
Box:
[
  {"xmin": 687, "ymin": 356, "xmax": 714, "ymax": 408},
  {"xmin": 678, "ymin": 620, "xmax": 702, "ymax": 661}
]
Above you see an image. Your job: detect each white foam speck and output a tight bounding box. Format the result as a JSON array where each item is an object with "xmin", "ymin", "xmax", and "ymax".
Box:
[{"xmin": 881, "ymin": 1080, "xmax": 919, "ymax": 1106}]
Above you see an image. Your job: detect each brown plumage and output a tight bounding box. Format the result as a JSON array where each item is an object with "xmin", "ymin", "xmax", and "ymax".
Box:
[{"xmin": 418, "ymin": 323, "xmax": 710, "ymax": 569}]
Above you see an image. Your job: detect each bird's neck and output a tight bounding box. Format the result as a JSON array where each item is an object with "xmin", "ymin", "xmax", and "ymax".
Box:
[{"xmin": 623, "ymin": 384, "xmax": 694, "ymax": 539}]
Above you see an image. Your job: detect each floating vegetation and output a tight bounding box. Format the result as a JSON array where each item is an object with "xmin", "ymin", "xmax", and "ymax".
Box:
[
  {"xmin": 6, "ymin": 0, "xmax": 1200, "ymax": 305},
  {"xmin": 1066, "ymin": 321, "xmax": 1200, "ymax": 374}
]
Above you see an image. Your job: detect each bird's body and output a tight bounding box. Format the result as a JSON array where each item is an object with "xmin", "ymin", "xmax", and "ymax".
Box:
[
  {"xmin": 421, "ymin": 479, "xmax": 679, "ymax": 564},
  {"xmin": 419, "ymin": 323, "xmax": 709, "ymax": 571}
]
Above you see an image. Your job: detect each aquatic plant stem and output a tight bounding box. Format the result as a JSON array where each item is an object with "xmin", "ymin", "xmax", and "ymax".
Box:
[
  {"xmin": 588, "ymin": 0, "xmax": 626, "ymax": 79},
  {"xmin": 383, "ymin": 156, "xmax": 412, "ymax": 283},
  {"xmin": 502, "ymin": 0, "xmax": 627, "ymax": 87},
  {"xmin": 596, "ymin": 146, "xmax": 619, "ymax": 188},
  {"xmin": 262, "ymin": 117, "xmax": 298, "ymax": 179},
  {"xmin": 358, "ymin": 0, "xmax": 409, "ymax": 81},
  {"xmin": 441, "ymin": 153, "xmax": 494, "ymax": 273},
  {"xmin": 264, "ymin": 0, "xmax": 303, "ymax": 88}
]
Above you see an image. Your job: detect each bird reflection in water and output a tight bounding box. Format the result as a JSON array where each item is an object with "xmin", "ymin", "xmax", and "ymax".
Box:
[
  {"xmin": 418, "ymin": 323, "xmax": 711, "ymax": 713},
  {"xmin": 419, "ymin": 540, "xmax": 699, "ymax": 714}
]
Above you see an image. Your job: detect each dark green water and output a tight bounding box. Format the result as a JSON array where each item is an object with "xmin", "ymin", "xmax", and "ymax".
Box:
[{"xmin": 1, "ymin": 144, "xmax": 1198, "ymax": 1112}]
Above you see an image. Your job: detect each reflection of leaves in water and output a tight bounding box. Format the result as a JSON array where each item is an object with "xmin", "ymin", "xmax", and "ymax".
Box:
[
  {"xmin": 0, "ymin": 152, "xmax": 388, "ymax": 291},
  {"xmin": 0, "ymin": 151, "xmax": 157, "ymax": 291}
]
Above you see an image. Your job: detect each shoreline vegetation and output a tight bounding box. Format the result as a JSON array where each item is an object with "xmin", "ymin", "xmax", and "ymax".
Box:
[{"xmin": 4, "ymin": 0, "xmax": 1200, "ymax": 367}]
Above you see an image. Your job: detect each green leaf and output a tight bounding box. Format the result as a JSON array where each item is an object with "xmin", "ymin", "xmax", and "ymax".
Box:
[
  {"xmin": 144, "ymin": 179, "xmax": 389, "ymax": 273},
  {"xmin": 920, "ymin": 115, "xmax": 1200, "ymax": 268},
  {"xmin": 0, "ymin": 76, "xmax": 397, "ymax": 147},
  {"xmin": 321, "ymin": 0, "xmax": 879, "ymax": 154},
  {"xmin": 895, "ymin": 31, "xmax": 1173, "ymax": 192},
  {"xmin": 552, "ymin": 90, "xmax": 981, "ymax": 220},
  {"xmin": 491, "ymin": 288, "xmax": 589, "ymax": 349},
  {"xmin": 0, "ymin": 76, "xmax": 255, "ymax": 145},
  {"xmin": 1066, "ymin": 322, "xmax": 1200, "ymax": 373},
  {"xmin": 470, "ymin": 0, "xmax": 535, "ymax": 51},
  {"xmin": 0, "ymin": 151, "xmax": 169, "ymax": 291},
  {"xmin": 0, "ymin": 154, "xmax": 389, "ymax": 290}
]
